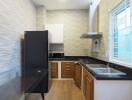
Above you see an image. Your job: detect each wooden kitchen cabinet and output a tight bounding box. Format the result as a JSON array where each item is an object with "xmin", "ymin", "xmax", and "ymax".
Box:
[
  {"xmin": 83, "ymin": 68, "xmax": 87, "ymax": 97},
  {"xmin": 86, "ymin": 71, "xmax": 94, "ymax": 100},
  {"xmin": 61, "ymin": 62, "xmax": 74, "ymax": 78},
  {"xmin": 83, "ymin": 68, "xmax": 94, "ymax": 100},
  {"xmin": 50, "ymin": 62, "xmax": 58, "ymax": 78},
  {"xmin": 45, "ymin": 24, "xmax": 63, "ymax": 43},
  {"xmin": 74, "ymin": 63, "xmax": 82, "ymax": 88}
]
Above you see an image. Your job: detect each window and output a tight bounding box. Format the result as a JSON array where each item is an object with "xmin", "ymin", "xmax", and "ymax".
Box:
[{"xmin": 109, "ymin": 0, "xmax": 132, "ymax": 67}]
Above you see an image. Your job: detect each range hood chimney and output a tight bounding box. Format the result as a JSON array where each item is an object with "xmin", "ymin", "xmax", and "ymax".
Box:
[{"xmin": 81, "ymin": 0, "xmax": 102, "ymax": 38}]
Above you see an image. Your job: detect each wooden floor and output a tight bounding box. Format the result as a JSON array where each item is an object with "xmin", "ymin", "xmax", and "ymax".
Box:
[{"xmin": 28, "ymin": 80, "xmax": 84, "ymax": 100}]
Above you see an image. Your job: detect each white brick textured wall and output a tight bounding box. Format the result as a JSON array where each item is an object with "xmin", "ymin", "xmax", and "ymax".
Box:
[{"xmin": 0, "ymin": 0, "xmax": 36, "ymax": 86}]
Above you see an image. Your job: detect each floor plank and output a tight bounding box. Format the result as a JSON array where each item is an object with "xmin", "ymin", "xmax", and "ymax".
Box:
[{"xmin": 28, "ymin": 80, "xmax": 84, "ymax": 100}]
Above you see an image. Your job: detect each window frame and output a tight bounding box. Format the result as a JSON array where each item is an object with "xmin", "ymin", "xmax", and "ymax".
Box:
[{"xmin": 109, "ymin": 0, "xmax": 132, "ymax": 67}]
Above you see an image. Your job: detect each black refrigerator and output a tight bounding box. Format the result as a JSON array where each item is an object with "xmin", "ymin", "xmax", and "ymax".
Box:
[{"xmin": 23, "ymin": 31, "xmax": 49, "ymax": 94}]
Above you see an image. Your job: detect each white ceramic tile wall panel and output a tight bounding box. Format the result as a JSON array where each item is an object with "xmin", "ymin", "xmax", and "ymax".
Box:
[
  {"xmin": 47, "ymin": 10, "xmax": 93, "ymax": 56},
  {"xmin": 0, "ymin": 0, "xmax": 36, "ymax": 86}
]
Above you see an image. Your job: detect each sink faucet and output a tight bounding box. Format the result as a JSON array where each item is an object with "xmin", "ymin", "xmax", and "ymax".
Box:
[
  {"xmin": 107, "ymin": 63, "xmax": 110, "ymax": 68},
  {"xmin": 107, "ymin": 63, "xmax": 111, "ymax": 73}
]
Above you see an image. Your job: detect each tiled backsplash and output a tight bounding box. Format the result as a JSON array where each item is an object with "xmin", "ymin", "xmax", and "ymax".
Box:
[{"xmin": 49, "ymin": 43, "xmax": 64, "ymax": 52}]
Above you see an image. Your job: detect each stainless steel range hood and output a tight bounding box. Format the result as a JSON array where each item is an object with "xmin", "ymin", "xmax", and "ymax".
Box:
[
  {"xmin": 80, "ymin": 32, "xmax": 102, "ymax": 38},
  {"xmin": 81, "ymin": 0, "xmax": 102, "ymax": 38}
]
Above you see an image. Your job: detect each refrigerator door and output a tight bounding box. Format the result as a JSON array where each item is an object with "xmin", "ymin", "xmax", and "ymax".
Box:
[{"xmin": 23, "ymin": 31, "xmax": 49, "ymax": 93}]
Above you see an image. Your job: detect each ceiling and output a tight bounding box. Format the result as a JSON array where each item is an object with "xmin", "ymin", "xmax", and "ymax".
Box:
[{"xmin": 32, "ymin": 0, "xmax": 90, "ymax": 10}]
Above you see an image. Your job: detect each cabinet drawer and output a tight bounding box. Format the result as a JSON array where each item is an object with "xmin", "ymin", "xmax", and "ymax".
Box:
[
  {"xmin": 64, "ymin": 68, "xmax": 72, "ymax": 71},
  {"xmin": 50, "ymin": 62, "xmax": 58, "ymax": 78},
  {"xmin": 61, "ymin": 62, "xmax": 74, "ymax": 66},
  {"xmin": 51, "ymin": 72, "xmax": 58, "ymax": 78},
  {"xmin": 61, "ymin": 71, "xmax": 73, "ymax": 78},
  {"xmin": 61, "ymin": 69, "xmax": 73, "ymax": 78},
  {"xmin": 61, "ymin": 62, "xmax": 74, "ymax": 78},
  {"xmin": 51, "ymin": 66, "xmax": 58, "ymax": 70},
  {"xmin": 64, "ymin": 65, "xmax": 71, "ymax": 67},
  {"xmin": 63, "ymin": 66, "xmax": 72, "ymax": 70},
  {"xmin": 50, "ymin": 62, "xmax": 58, "ymax": 67},
  {"xmin": 51, "ymin": 68, "xmax": 57, "ymax": 72}
]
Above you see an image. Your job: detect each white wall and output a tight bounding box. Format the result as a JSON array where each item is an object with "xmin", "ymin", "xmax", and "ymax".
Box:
[
  {"xmin": 94, "ymin": 80, "xmax": 132, "ymax": 100},
  {"xmin": 0, "ymin": 0, "xmax": 36, "ymax": 86},
  {"xmin": 36, "ymin": 6, "xmax": 47, "ymax": 30}
]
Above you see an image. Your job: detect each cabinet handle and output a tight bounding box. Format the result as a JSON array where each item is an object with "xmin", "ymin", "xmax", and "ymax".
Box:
[
  {"xmin": 66, "ymin": 69, "xmax": 71, "ymax": 71},
  {"xmin": 65, "ymin": 62, "xmax": 71, "ymax": 65},
  {"xmin": 37, "ymin": 70, "xmax": 41, "ymax": 73},
  {"xmin": 66, "ymin": 66, "xmax": 70, "ymax": 67}
]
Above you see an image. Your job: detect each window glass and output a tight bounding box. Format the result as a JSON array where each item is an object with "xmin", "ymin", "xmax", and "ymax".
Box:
[{"xmin": 110, "ymin": 1, "xmax": 132, "ymax": 66}]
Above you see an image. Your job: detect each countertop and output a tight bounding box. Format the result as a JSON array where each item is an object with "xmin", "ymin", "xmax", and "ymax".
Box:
[
  {"xmin": 79, "ymin": 59, "xmax": 132, "ymax": 80},
  {"xmin": 49, "ymin": 57, "xmax": 78, "ymax": 61},
  {"xmin": 49, "ymin": 56, "xmax": 132, "ymax": 80},
  {"xmin": 49, "ymin": 56, "xmax": 107, "ymax": 62}
]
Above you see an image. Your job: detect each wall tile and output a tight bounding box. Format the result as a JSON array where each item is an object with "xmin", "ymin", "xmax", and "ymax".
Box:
[{"xmin": 47, "ymin": 10, "xmax": 92, "ymax": 56}]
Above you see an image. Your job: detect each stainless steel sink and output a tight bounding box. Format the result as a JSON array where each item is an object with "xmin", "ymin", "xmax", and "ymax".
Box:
[
  {"xmin": 91, "ymin": 68, "xmax": 126, "ymax": 76},
  {"xmin": 86, "ymin": 64, "xmax": 126, "ymax": 76},
  {"xmin": 86, "ymin": 64, "xmax": 107, "ymax": 68}
]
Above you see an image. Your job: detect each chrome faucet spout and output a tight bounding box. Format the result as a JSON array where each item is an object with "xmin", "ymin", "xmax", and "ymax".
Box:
[{"xmin": 107, "ymin": 63, "xmax": 110, "ymax": 68}]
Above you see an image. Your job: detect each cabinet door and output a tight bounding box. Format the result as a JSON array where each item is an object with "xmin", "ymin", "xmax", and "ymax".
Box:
[
  {"xmin": 50, "ymin": 62, "xmax": 58, "ymax": 78},
  {"xmin": 83, "ymin": 68, "xmax": 87, "ymax": 97},
  {"xmin": 86, "ymin": 72, "xmax": 94, "ymax": 100},
  {"xmin": 45, "ymin": 24, "xmax": 63, "ymax": 43},
  {"xmin": 74, "ymin": 63, "xmax": 82, "ymax": 88},
  {"xmin": 61, "ymin": 62, "xmax": 74, "ymax": 78}
]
